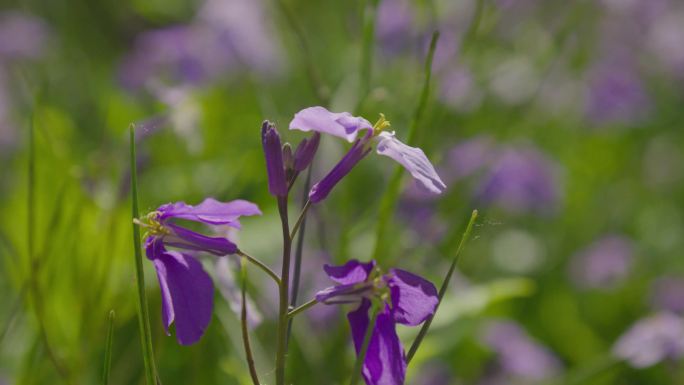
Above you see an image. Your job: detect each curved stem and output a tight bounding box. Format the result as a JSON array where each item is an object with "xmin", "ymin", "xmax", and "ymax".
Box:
[
  {"xmin": 240, "ymin": 259, "xmax": 261, "ymax": 385},
  {"xmin": 289, "ymin": 199, "xmax": 311, "ymax": 241},
  {"xmin": 406, "ymin": 210, "xmax": 478, "ymax": 364},
  {"xmin": 287, "ymin": 298, "xmax": 318, "ymax": 319},
  {"xmin": 102, "ymin": 310, "xmax": 115, "ymax": 385},
  {"xmin": 236, "ymin": 250, "xmax": 281, "ymax": 285}
]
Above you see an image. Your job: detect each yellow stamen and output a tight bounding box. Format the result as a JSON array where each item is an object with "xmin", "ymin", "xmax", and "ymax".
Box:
[
  {"xmin": 133, "ymin": 211, "xmax": 170, "ymax": 237},
  {"xmin": 372, "ymin": 113, "xmax": 391, "ymax": 136}
]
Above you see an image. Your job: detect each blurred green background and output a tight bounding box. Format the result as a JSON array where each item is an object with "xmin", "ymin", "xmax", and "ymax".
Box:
[{"xmin": 2, "ymin": 0, "xmax": 684, "ymax": 384}]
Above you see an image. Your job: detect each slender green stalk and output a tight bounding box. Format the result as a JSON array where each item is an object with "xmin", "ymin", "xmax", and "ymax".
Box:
[
  {"xmin": 406, "ymin": 210, "xmax": 478, "ymax": 363},
  {"xmin": 287, "ymin": 298, "xmax": 318, "ymax": 319},
  {"xmin": 289, "ymin": 199, "xmax": 311, "ymax": 241},
  {"xmin": 102, "ymin": 310, "xmax": 115, "ymax": 385},
  {"xmin": 240, "ymin": 259, "xmax": 261, "ymax": 385},
  {"xmin": 349, "ymin": 305, "xmax": 379, "ymax": 385},
  {"xmin": 371, "ymin": 31, "xmax": 440, "ymax": 262},
  {"xmin": 286, "ymin": 166, "xmax": 313, "ymax": 346},
  {"xmin": 236, "ymin": 250, "xmax": 281, "ymax": 285},
  {"xmin": 461, "ymin": 0, "xmax": 485, "ymax": 54},
  {"xmin": 357, "ymin": 0, "xmax": 380, "ymax": 111},
  {"xmin": 129, "ymin": 124, "xmax": 158, "ymax": 385},
  {"xmin": 275, "ymin": 196, "xmax": 292, "ymax": 385}
]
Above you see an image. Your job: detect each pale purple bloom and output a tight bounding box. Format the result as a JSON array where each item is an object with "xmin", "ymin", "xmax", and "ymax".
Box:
[
  {"xmin": 482, "ymin": 321, "xmax": 562, "ymax": 380},
  {"xmin": 476, "ymin": 145, "xmax": 562, "ymax": 214},
  {"xmin": 138, "ymin": 198, "xmax": 261, "ymax": 344},
  {"xmin": 316, "ymin": 259, "xmax": 438, "ymax": 385},
  {"xmin": 569, "ymin": 235, "xmax": 634, "ymax": 289},
  {"xmin": 376, "ymin": 0, "xmax": 415, "ymax": 55},
  {"xmin": 441, "ymin": 136, "xmax": 496, "ymax": 184},
  {"xmin": 289, "ymin": 106, "xmax": 446, "ymax": 202},
  {"xmin": 650, "ymin": 276, "xmax": 684, "ymax": 314},
  {"xmin": 261, "ymin": 121, "xmax": 288, "ymax": 196},
  {"xmin": 0, "ymin": 12, "xmax": 49, "ymax": 60},
  {"xmin": 613, "ymin": 312, "xmax": 684, "ymax": 368},
  {"xmin": 585, "ymin": 59, "xmax": 649, "ymax": 125},
  {"xmin": 293, "ymin": 132, "xmax": 321, "ymax": 172}
]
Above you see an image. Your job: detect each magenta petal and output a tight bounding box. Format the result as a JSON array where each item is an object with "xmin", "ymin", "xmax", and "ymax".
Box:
[
  {"xmin": 159, "ymin": 198, "xmax": 261, "ymax": 227},
  {"xmin": 289, "ymin": 106, "xmax": 373, "ymax": 142},
  {"xmin": 324, "ymin": 259, "xmax": 376, "ymax": 285},
  {"xmin": 388, "ymin": 269, "xmax": 438, "ymax": 326},
  {"xmin": 375, "ymin": 132, "xmax": 446, "ymax": 194},
  {"xmin": 348, "ymin": 301, "xmax": 406, "ymax": 385},
  {"xmin": 151, "ymin": 249, "xmax": 214, "ymax": 345}
]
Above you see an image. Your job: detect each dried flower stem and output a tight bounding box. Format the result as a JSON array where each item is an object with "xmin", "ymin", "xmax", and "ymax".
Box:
[{"xmin": 406, "ymin": 210, "xmax": 478, "ymax": 363}]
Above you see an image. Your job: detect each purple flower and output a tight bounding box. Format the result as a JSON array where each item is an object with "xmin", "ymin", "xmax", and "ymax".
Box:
[
  {"xmin": 293, "ymin": 132, "xmax": 320, "ymax": 172},
  {"xmin": 136, "ymin": 198, "xmax": 261, "ymax": 345},
  {"xmin": 650, "ymin": 276, "xmax": 684, "ymax": 314},
  {"xmin": 316, "ymin": 259, "xmax": 438, "ymax": 385},
  {"xmin": 0, "ymin": 12, "xmax": 50, "ymax": 60},
  {"xmin": 613, "ymin": 312, "xmax": 684, "ymax": 368},
  {"xmin": 376, "ymin": 0, "xmax": 415, "ymax": 56},
  {"xmin": 289, "ymin": 106, "xmax": 446, "ymax": 202},
  {"xmin": 261, "ymin": 121, "xmax": 288, "ymax": 196},
  {"xmin": 481, "ymin": 320, "xmax": 562, "ymax": 380},
  {"xmin": 569, "ymin": 235, "xmax": 634, "ymax": 289},
  {"xmin": 476, "ymin": 144, "xmax": 562, "ymax": 215}
]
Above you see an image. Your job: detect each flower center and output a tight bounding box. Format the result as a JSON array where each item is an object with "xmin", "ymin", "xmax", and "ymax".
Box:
[
  {"xmin": 133, "ymin": 211, "xmax": 171, "ymax": 239},
  {"xmin": 372, "ymin": 113, "xmax": 391, "ymax": 137}
]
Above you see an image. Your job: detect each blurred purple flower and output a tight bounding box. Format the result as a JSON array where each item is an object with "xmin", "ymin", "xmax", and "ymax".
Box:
[
  {"xmin": 438, "ymin": 66, "xmax": 481, "ymax": 112},
  {"xmin": 215, "ymin": 257, "xmax": 262, "ymax": 329},
  {"xmin": 289, "ymin": 106, "xmax": 446, "ymax": 202},
  {"xmin": 412, "ymin": 362, "xmax": 452, "ymax": 385},
  {"xmin": 481, "ymin": 320, "xmax": 562, "ymax": 380},
  {"xmin": 476, "ymin": 144, "xmax": 562, "ymax": 215},
  {"xmin": 613, "ymin": 312, "xmax": 684, "ymax": 368},
  {"xmin": 441, "ymin": 135, "xmax": 496, "ymax": 184},
  {"xmin": 376, "ymin": 0, "xmax": 415, "ymax": 55},
  {"xmin": 316, "ymin": 259, "xmax": 438, "ymax": 385},
  {"xmin": 569, "ymin": 235, "xmax": 634, "ymax": 289},
  {"xmin": 136, "ymin": 198, "xmax": 261, "ymax": 345},
  {"xmin": 650, "ymin": 276, "xmax": 684, "ymax": 314},
  {"xmin": 585, "ymin": 59, "xmax": 650, "ymax": 125},
  {"xmin": 0, "ymin": 11, "xmax": 49, "ymax": 60}
]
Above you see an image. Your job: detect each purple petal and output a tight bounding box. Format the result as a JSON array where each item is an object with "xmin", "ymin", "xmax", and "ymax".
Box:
[
  {"xmin": 158, "ymin": 198, "xmax": 261, "ymax": 227},
  {"xmin": 166, "ymin": 223, "xmax": 238, "ymax": 255},
  {"xmin": 289, "ymin": 106, "xmax": 373, "ymax": 142},
  {"xmin": 309, "ymin": 134, "xmax": 372, "ymax": 203},
  {"xmin": 151, "ymin": 248, "xmax": 214, "ymax": 345},
  {"xmin": 348, "ymin": 301, "xmax": 406, "ymax": 385},
  {"xmin": 315, "ymin": 282, "xmax": 372, "ymax": 304},
  {"xmin": 293, "ymin": 132, "xmax": 321, "ymax": 171},
  {"xmin": 375, "ymin": 132, "xmax": 446, "ymax": 194},
  {"xmin": 388, "ymin": 269, "xmax": 438, "ymax": 326},
  {"xmin": 323, "ymin": 259, "xmax": 376, "ymax": 285}
]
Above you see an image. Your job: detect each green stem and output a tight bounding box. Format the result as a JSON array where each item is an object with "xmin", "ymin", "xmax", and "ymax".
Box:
[
  {"xmin": 289, "ymin": 199, "xmax": 311, "ymax": 241},
  {"xmin": 103, "ymin": 310, "xmax": 115, "ymax": 385},
  {"xmin": 129, "ymin": 124, "xmax": 158, "ymax": 385},
  {"xmin": 287, "ymin": 298, "xmax": 318, "ymax": 319},
  {"xmin": 406, "ymin": 210, "xmax": 478, "ymax": 363},
  {"xmin": 240, "ymin": 259, "xmax": 261, "ymax": 385},
  {"xmin": 371, "ymin": 31, "xmax": 440, "ymax": 262},
  {"xmin": 275, "ymin": 196, "xmax": 292, "ymax": 385},
  {"xmin": 349, "ymin": 305, "xmax": 379, "ymax": 385},
  {"xmin": 357, "ymin": 0, "xmax": 380, "ymax": 111},
  {"xmin": 236, "ymin": 250, "xmax": 281, "ymax": 285}
]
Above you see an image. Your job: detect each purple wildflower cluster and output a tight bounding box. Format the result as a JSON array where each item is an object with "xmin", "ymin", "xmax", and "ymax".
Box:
[{"xmin": 136, "ymin": 106, "xmax": 446, "ymax": 384}]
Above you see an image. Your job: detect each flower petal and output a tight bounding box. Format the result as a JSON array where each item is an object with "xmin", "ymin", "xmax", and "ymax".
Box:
[
  {"xmin": 151, "ymin": 248, "xmax": 214, "ymax": 345},
  {"xmin": 289, "ymin": 106, "xmax": 373, "ymax": 142},
  {"xmin": 324, "ymin": 259, "xmax": 376, "ymax": 285},
  {"xmin": 158, "ymin": 198, "xmax": 261, "ymax": 227},
  {"xmin": 388, "ymin": 269, "xmax": 438, "ymax": 326},
  {"xmin": 348, "ymin": 301, "xmax": 406, "ymax": 385},
  {"xmin": 309, "ymin": 135, "xmax": 372, "ymax": 203},
  {"xmin": 316, "ymin": 282, "xmax": 372, "ymax": 304},
  {"xmin": 164, "ymin": 223, "xmax": 238, "ymax": 255},
  {"xmin": 375, "ymin": 132, "xmax": 446, "ymax": 194}
]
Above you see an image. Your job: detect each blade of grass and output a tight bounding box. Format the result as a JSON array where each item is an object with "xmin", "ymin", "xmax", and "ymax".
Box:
[
  {"xmin": 405, "ymin": 210, "xmax": 478, "ymax": 363},
  {"xmin": 371, "ymin": 31, "xmax": 440, "ymax": 262},
  {"xmin": 102, "ymin": 310, "xmax": 115, "ymax": 385},
  {"xmin": 129, "ymin": 124, "xmax": 158, "ymax": 385}
]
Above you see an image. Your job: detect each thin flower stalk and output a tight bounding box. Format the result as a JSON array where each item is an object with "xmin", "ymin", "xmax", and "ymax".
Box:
[
  {"xmin": 240, "ymin": 258, "xmax": 261, "ymax": 385},
  {"xmin": 275, "ymin": 196, "xmax": 292, "ymax": 385}
]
